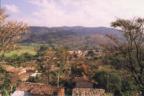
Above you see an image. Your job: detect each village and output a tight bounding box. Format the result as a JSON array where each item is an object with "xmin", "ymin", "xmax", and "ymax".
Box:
[{"xmin": 0, "ymin": 50, "xmax": 107, "ymax": 96}]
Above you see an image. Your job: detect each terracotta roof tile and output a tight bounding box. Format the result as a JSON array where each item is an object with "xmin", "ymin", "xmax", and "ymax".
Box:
[{"xmin": 17, "ymin": 82, "xmax": 62, "ymax": 95}]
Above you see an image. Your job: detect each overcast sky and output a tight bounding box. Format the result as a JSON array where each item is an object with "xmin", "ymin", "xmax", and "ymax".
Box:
[{"xmin": 2, "ymin": 0, "xmax": 144, "ymax": 27}]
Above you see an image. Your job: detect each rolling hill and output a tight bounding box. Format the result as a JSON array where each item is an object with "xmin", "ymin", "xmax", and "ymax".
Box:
[{"xmin": 22, "ymin": 26, "xmax": 121, "ymax": 49}]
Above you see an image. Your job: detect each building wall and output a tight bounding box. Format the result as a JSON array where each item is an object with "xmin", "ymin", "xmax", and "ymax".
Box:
[
  {"xmin": 72, "ymin": 88, "xmax": 105, "ymax": 96},
  {"xmin": 11, "ymin": 91, "xmax": 32, "ymax": 96}
]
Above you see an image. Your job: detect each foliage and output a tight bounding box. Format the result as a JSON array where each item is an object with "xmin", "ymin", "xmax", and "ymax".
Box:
[
  {"xmin": 103, "ymin": 18, "xmax": 144, "ymax": 95},
  {"xmin": 36, "ymin": 46, "xmax": 71, "ymax": 87},
  {"xmin": 0, "ymin": 9, "xmax": 27, "ymax": 53},
  {"xmin": 0, "ymin": 72, "xmax": 11, "ymax": 96},
  {"xmin": 121, "ymin": 78, "xmax": 138, "ymax": 96},
  {"xmin": 93, "ymin": 71, "xmax": 138, "ymax": 96},
  {"xmin": 71, "ymin": 66, "xmax": 83, "ymax": 77},
  {"xmin": 121, "ymin": 78, "xmax": 137, "ymax": 92},
  {"xmin": 0, "ymin": 8, "xmax": 27, "ymax": 95},
  {"xmin": 93, "ymin": 71, "xmax": 122, "ymax": 93},
  {"xmin": 103, "ymin": 54, "xmax": 126, "ymax": 69}
]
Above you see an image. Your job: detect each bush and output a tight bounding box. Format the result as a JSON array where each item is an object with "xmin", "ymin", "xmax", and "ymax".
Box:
[
  {"xmin": 103, "ymin": 54, "xmax": 126, "ymax": 70},
  {"xmin": 93, "ymin": 71, "xmax": 122, "ymax": 93},
  {"xmin": 121, "ymin": 78, "xmax": 138, "ymax": 96},
  {"xmin": 121, "ymin": 79, "xmax": 137, "ymax": 91},
  {"xmin": 93, "ymin": 71, "xmax": 139, "ymax": 96}
]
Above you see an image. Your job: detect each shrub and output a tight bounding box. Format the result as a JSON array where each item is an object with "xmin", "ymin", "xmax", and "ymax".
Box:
[
  {"xmin": 93, "ymin": 71, "xmax": 122, "ymax": 93},
  {"xmin": 121, "ymin": 79, "xmax": 137, "ymax": 91},
  {"xmin": 121, "ymin": 78, "xmax": 138, "ymax": 96}
]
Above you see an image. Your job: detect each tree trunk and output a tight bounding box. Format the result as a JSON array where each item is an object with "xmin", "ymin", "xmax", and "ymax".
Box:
[{"xmin": 57, "ymin": 72, "xmax": 60, "ymax": 88}]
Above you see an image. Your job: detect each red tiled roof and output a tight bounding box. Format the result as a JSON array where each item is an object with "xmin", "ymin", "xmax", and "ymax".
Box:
[{"xmin": 17, "ymin": 82, "xmax": 62, "ymax": 95}]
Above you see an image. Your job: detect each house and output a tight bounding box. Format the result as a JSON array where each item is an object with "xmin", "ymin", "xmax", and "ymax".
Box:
[
  {"xmin": 12, "ymin": 82, "xmax": 65, "ymax": 96},
  {"xmin": 1, "ymin": 64, "xmax": 36, "ymax": 82},
  {"xmin": 72, "ymin": 76, "xmax": 105, "ymax": 96}
]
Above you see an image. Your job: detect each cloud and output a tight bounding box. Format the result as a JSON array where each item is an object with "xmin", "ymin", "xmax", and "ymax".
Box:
[
  {"xmin": 28, "ymin": 0, "xmax": 109, "ymax": 26},
  {"xmin": 4, "ymin": 4, "xmax": 20, "ymax": 13},
  {"xmin": 24, "ymin": 0, "xmax": 144, "ymax": 26}
]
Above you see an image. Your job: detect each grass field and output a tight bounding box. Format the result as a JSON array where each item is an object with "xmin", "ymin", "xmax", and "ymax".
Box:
[{"xmin": 3, "ymin": 45, "xmax": 37, "ymax": 58}]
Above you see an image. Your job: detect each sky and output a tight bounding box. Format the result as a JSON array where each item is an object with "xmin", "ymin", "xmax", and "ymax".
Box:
[{"xmin": 1, "ymin": 0, "xmax": 144, "ymax": 27}]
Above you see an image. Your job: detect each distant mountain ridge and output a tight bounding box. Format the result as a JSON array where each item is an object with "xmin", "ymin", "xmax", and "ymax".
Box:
[
  {"xmin": 28, "ymin": 26, "xmax": 120, "ymax": 35},
  {"xmin": 22, "ymin": 26, "xmax": 121, "ymax": 49}
]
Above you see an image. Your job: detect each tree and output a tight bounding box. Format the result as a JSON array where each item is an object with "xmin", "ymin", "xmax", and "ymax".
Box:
[
  {"xmin": 0, "ymin": 9, "xmax": 27, "ymax": 54},
  {"xmin": 0, "ymin": 9, "xmax": 27, "ymax": 95},
  {"xmin": 105, "ymin": 18, "xmax": 144, "ymax": 95},
  {"xmin": 36, "ymin": 46, "xmax": 71, "ymax": 87},
  {"xmin": 93, "ymin": 71, "xmax": 122, "ymax": 94}
]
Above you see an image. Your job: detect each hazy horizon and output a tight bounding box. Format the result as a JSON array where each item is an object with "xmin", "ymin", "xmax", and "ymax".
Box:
[{"xmin": 2, "ymin": 0, "xmax": 144, "ymax": 27}]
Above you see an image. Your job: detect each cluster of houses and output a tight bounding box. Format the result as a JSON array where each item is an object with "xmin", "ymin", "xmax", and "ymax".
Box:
[
  {"xmin": 11, "ymin": 77, "xmax": 105, "ymax": 96},
  {"xmin": 0, "ymin": 63, "xmax": 106, "ymax": 96},
  {"xmin": 68, "ymin": 49, "xmax": 106, "ymax": 60},
  {"xmin": 0, "ymin": 49, "xmax": 107, "ymax": 96}
]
